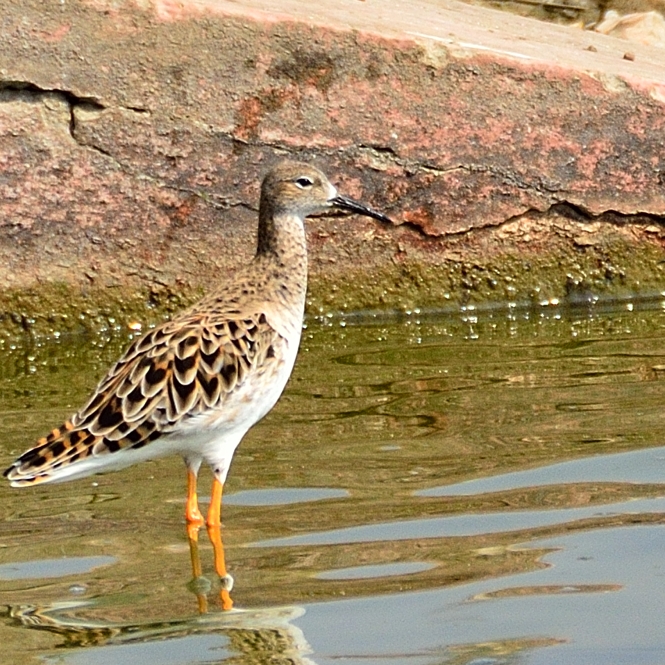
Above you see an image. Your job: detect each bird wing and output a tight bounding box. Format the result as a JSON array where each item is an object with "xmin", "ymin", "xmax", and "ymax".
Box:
[{"xmin": 4, "ymin": 311, "xmax": 282, "ymax": 485}]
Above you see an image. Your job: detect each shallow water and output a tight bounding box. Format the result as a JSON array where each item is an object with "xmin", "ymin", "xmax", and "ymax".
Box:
[{"xmin": 2, "ymin": 303, "xmax": 665, "ymax": 664}]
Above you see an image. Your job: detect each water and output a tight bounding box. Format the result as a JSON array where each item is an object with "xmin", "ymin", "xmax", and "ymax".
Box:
[{"xmin": 2, "ymin": 302, "xmax": 665, "ymax": 664}]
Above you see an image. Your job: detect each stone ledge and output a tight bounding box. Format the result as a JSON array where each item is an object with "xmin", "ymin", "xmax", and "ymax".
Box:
[{"xmin": 1, "ymin": 0, "xmax": 664, "ymax": 336}]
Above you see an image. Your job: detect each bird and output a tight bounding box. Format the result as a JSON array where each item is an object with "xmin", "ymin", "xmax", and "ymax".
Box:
[{"xmin": 3, "ymin": 161, "xmax": 393, "ymax": 529}]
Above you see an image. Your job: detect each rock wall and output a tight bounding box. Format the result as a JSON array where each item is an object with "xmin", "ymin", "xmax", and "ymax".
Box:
[{"xmin": 1, "ymin": 0, "xmax": 665, "ymax": 336}]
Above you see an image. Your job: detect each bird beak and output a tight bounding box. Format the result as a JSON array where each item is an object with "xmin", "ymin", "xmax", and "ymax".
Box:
[{"xmin": 330, "ymin": 195, "xmax": 393, "ymax": 224}]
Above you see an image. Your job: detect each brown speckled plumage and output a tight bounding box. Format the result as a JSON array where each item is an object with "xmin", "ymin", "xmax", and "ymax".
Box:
[{"xmin": 6, "ymin": 312, "xmax": 282, "ymax": 484}]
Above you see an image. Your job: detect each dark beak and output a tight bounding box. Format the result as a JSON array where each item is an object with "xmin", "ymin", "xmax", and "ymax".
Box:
[{"xmin": 330, "ymin": 195, "xmax": 393, "ymax": 224}]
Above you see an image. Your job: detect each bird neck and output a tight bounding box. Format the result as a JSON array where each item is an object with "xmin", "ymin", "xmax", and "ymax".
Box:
[
  {"xmin": 256, "ymin": 202, "xmax": 306, "ymax": 256},
  {"xmin": 254, "ymin": 208, "xmax": 308, "ymax": 312}
]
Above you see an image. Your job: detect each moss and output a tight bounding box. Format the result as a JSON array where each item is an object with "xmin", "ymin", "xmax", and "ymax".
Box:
[
  {"xmin": 0, "ymin": 282, "xmax": 203, "ymax": 340},
  {"xmin": 307, "ymin": 235, "xmax": 665, "ymax": 315},
  {"xmin": 0, "ymin": 230, "xmax": 664, "ymax": 341}
]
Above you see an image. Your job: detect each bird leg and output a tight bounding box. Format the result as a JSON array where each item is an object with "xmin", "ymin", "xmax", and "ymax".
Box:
[
  {"xmin": 206, "ymin": 477, "xmax": 224, "ymax": 528},
  {"xmin": 185, "ymin": 467, "xmax": 205, "ymax": 525},
  {"xmin": 185, "ymin": 468, "xmax": 233, "ymax": 610},
  {"xmin": 205, "ymin": 477, "xmax": 233, "ymax": 609},
  {"xmin": 207, "ymin": 524, "xmax": 234, "ymax": 610}
]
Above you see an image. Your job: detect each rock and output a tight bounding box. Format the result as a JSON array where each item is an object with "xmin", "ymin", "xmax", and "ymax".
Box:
[{"xmin": 595, "ymin": 10, "xmax": 665, "ymax": 47}]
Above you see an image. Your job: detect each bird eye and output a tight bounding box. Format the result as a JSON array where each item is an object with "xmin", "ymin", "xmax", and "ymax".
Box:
[{"xmin": 295, "ymin": 176, "xmax": 314, "ymax": 189}]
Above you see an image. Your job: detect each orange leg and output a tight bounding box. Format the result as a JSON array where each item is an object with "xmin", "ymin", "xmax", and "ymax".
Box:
[
  {"xmin": 207, "ymin": 524, "xmax": 234, "ymax": 610},
  {"xmin": 206, "ymin": 478, "xmax": 233, "ymax": 609},
  {"xmin": 206, "ymin": 477, "xmax": 224, "ymax": 528},
  {"xmin": 186, "ymin": 467, "xmax": 204, "ymax": 525}
]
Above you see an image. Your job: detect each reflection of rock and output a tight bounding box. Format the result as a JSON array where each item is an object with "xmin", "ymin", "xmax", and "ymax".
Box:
[
  {"xmin": 595, "ymin": 9, "xmax": 665, "ymax": 47},
  {"xmin": 4, "ymin": 601, "xmax": 317, "ymax": 664},
  {"xmin": 445, "ymin": 637, "xmax": 565, "ymax": 664}
]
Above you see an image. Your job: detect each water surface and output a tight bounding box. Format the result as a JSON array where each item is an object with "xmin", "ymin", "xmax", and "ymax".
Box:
[{"xmin": 2, "ymin": 302, "xmax": 665, "ymax": 664}]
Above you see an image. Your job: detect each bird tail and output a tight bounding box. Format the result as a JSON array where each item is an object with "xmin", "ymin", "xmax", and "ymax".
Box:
[{"xmin": 3, "ymin": 420, "xmax": 99, "ymax": 487}]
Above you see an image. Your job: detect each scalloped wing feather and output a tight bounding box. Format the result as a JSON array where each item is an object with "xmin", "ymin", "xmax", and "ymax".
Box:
[{"xmin": 4, "ymin": 312, "xmax": 283, "ymax": 486}]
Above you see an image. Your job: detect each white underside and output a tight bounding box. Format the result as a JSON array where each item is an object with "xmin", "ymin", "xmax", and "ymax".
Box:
[{"xmin": 41, "ymin": 329, "xmax": 302, "ymax": 486}]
